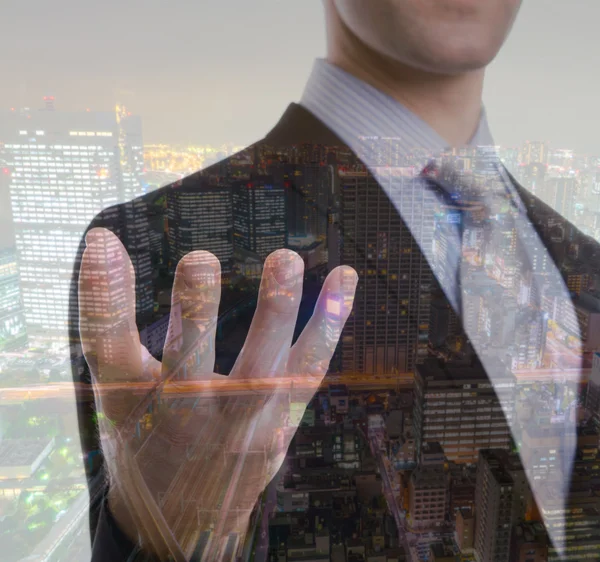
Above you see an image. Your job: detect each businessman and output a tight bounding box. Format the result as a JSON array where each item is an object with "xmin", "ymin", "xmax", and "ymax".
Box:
[{"xmin": 71, "ymin": 0, "xmax": 599, "ymax": 560}]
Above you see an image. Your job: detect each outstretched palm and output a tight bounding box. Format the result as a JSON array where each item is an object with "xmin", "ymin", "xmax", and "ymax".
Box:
[{"xmin": 78, "ymin": 227, "xmax": 357, "ymax": 561}]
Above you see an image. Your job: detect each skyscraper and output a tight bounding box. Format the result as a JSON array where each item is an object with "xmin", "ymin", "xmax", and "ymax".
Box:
[
  {"xmin": 1, "ymin": 105, "xmax": 151, "ymax": 343},
  {"xmin": 232, "ymin": 175, "xmax": 287, "ymax": 260},
  {"xmin": 165, "ymin": 178, "xmax": 233, "ymax": 274},
  {"xmin": 338, "ymin": 169, "xmax": 434, "ymax": 374},
  {"xmin": 521, "ymin": 142, "xmax": 548, "ymax": 167},
  {"xmin": 414, "ymin": 358, "xmax": 515, "ymax": 464},
  {"xmin": 473, "ymin": 449, "xmax": 515, "ymax": 562},
  {"xmin": 408, "ymin": 442, "xmax": 449, "ymax": 530},
  {"xmin": 542, "ymin": 177, "xmax": 577, "ymax": 222},
  {"xmin": 429, "ymin": 297, "xmax": 460, "ymax": 349},
  {"xmin": 269, "ymin": 163, "xmax": 331, "ymax": 240},
  {"xmin": 0, "ymin": 248, "xmax": 27, "ymax": 351},
  {"xmin": 585, "ymin": 352, "xmax": 600, "ymax": 418}
]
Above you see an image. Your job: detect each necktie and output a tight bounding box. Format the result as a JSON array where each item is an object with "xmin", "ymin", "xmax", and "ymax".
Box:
[{"xmin": 421, "ymin": 163, "xmax": 486, "ymax": 317}]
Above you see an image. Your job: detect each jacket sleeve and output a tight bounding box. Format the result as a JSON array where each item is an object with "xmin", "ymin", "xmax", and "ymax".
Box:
[
  {"xmin": 91, "ymin": 487, "xmax": 139, "ymax": 562},
  {"xmin": 68, "ymin": 203, "xmax": 126, "ymax": 549}
]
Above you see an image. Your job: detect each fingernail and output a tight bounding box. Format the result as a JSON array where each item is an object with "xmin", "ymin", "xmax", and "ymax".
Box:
[
  {"xmin": 85, "ymin": 228, "xmax": 103, "ymax": 247},
  {"xmin": 181, "ymin": 253, "xmax": 220, "ymax": 289},
  {"xmin": 85, "ymin": 226, "xmax": 114, "ymax": 246},
  {"xmin": 332, "ymin": 266, "xmax": 358, "ymax": 294},
  {"xmin": 345, "ymin": 268, "xmax": 359, "ymax": 291},
  {"xmin": 335, "ymin": 268, "xmax": 358, "ymax": 311},
  {"xmin": 270, "ymin": 251, "xmax": 304, "ymax": 288}
]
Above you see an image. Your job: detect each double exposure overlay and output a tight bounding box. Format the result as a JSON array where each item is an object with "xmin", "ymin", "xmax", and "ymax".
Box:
[{"xmin": 1, "ymin": 2, "xmax": 600, "ymax": 562}]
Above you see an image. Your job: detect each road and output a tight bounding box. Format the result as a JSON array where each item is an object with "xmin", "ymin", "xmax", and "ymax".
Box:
[
  {"xmin": 366, "ymin": 431, "xmax": 412, "ymax": 560},
  {"xmin": 0, "ymin": 372, "xmax": 415, "ymax": 404},
  {"xmin": 4, "ymin": 366, "xmax": 593, "ymax": 406},
  {"xmin": 544, "ymin": 336, "xmax": 585, "ymax": 369},
  {"xmin": 512, "ymin": 367, "xmax": 589, "ymax": 383}
]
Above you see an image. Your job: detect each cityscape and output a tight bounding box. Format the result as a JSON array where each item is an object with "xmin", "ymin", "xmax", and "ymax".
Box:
[{"xmin": 1, "ymin": 98, "xmax": 600, "ymax": 562}]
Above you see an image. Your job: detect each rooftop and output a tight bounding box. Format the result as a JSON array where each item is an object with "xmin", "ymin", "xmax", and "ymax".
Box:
[{"xmin": 0, "ymin": 438, "xmax": 53, "ymax": 467}]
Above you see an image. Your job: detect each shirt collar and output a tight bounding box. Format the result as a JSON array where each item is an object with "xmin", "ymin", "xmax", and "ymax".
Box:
[
  {"xmin": 299, "ymin": 59, "xmax": 525, "ymax": 214},
  {"xmin": 299, "ymin": 58, "xmax": 494, "ymax": 168}
]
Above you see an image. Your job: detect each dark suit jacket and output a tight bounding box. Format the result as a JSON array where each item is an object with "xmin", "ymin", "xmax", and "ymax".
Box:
[{"xmin": 69, "ymin": 103, "xmax": 599, "ymax": 561}]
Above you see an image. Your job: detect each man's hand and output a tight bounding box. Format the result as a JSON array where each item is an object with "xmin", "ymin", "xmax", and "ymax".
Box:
[{"xmin": 78, "ymin": 227, "xmax": 357, "ymax": 560}]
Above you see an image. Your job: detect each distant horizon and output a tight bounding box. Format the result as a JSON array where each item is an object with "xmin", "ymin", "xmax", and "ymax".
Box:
[
  {"xmin": 4, "ymin": 103, "xmax": 596, "ymax": 157},
  {"xmin": 0, "ymin": 1, "xmax": 598, "ymax": 153},
  {"xmin": 3, "ymin": 95, "xmax": 598, "ymax": 156},
  {"xmin": 2, "ymin": 99, "xmax": 598, "ymax": 157}
]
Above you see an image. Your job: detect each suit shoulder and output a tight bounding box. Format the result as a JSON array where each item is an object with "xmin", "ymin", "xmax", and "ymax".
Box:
[
  {"xmin": 511, "ymin": 174, "xmax": 600, "ymax": 259},
  {"xmin": 83, "ymin": 141, "xmax": 261, "ymax": 235}
]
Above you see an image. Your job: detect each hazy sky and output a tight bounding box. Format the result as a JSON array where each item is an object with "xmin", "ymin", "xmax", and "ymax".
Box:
[{"xmin": 1, "ymin": 0, "xmax": 597, "ymax": 152}]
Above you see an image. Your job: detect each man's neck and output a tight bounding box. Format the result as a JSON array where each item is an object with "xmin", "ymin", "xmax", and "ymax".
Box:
[{"xmin": 326, "ymin": 24, "xmax": 485, "ymax": 147}]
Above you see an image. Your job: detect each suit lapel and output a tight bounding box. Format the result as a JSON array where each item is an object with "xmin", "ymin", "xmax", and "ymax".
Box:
[
  {"xmin": 507, "ymin": 168, "xmax": 586, "ymax": 339},
  {"xmin": 264, "ymin": 104, "xmax": 585, "ymax": 345}
]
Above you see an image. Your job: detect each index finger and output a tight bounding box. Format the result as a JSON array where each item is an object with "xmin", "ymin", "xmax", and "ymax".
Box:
[
  {"xmin": 78, "ymin": 227, "xmax": 143, "ymax": 379},
  {"xmin": 78, "ymin": 228, "xmax": 157, "ymax": 429}
]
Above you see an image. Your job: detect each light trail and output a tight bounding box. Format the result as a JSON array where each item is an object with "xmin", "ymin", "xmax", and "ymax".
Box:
[{"xmin": 0, "ymin": 372, "xmax": 415, "ymax": 403}]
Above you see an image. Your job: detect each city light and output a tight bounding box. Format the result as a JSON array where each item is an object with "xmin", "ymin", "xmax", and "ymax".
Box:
[
  {"xmin": 326, "ymin": 297, "xmax": 341, "ymax": 316},
  {"xmin": 0, "ymin": 96, "xmax": 598, "ymax": 562}
]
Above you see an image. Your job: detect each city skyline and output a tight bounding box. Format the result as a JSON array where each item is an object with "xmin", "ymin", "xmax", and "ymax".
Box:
[
  {"xmin": 2, "ymin": 2, "xmax": 600, "ymax": 561},
  {"xmin": 1, "ymin": 84, "xmax": 600, "ymax": 561}
]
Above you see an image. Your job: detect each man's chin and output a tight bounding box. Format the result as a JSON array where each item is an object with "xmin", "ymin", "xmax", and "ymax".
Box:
[{"xmin": 401, "ymin": 43, "xmax": 499, "ymax": 76}]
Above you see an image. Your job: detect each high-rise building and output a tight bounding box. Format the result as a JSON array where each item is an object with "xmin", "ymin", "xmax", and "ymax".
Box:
[
  {"xmin": 525, "ymin": 450, "xmax": 600, "ymax": 562},
  {"xmin": 455, "ymin": 507, "xmax": 475, "ymax": 555},
  {"xmin": 120, "ymin": 198, "xmax": 153, "ymax": 320},
  {"xmin": 585, "ymin": 352, "xmax": 600, "ymax": 417},
  {"xmin": 414, "ymin": 358, "xmax": 515, "ymax": 463},
  {"xmin": 517, "ymin": 141, "xmax": 549, "ymax": 196},
  {"xmin": 473, "ymin": 449, "xmax": 515, "ymax": 562},
  {"xmin": 43, "ymin": 95, "xmax": 55, "ymax": 112},
  {"xmin": 489, "ymin": 213, "xmax": 519, "ymax": 291},
  {"xmin": 481, "ymin": 290, "xmax": 519, "ymax": 352},
  {"xmin": 542, "ymin": 177, "xmax": 577, "ymax": 221},
  {"xmin": 338, "ymin": 169, "xmax": 434, "ymax": 374},
  {"xmin": 429, "ymin": 542, "xmax": 458, "ymax": 562},
  {"xmin": 517, "ymin": 164, "xmax": 546, "ymax": 195},
  {"xmin": 572, "ymin": 291, "xmax": 600, "ymax": 353},
  {"xmin": 521, "ymin": 142, "xmax": 548, "ymax": 167},
  {"xmin": 429, "ymin": 297, "xmax": 461, "ymax": 349},
  {"xmin": 408, "ymin": 442, "xmax": 449, "ymax": 531},
  {"xmin": 232, "ymin": 175, "xmax": 287, "ymax": 260},
  {"xmin": 165, "ymin": 179, "xmax": 233, "ymax": 274},
  {"xmin": 113, "ymin": 105, "xmax": 153, "ymax": 318},
  {"xmin": 269, "ymin": 163, "xmax": 331, "ymax": 240},
  {"xmin": 0, "ymin": 160, "xmax": 13, "ymax": 246},
  {"xmin": 511, "ymin": 308, "xmax": 547, "ymax": 370},
  {"xmin": 114, "ymin": 104, "xmax": 145, "ymax": 202},
  {"xmin": 0, "ymin": 248, "xmax": 27, "ymax": 351},
  {"xmin": 510, "ymin": 522, "xmax": 549, "ymax": 562},
  {"xmin": 1, "ymin": 105, "xmax": 151, "ymax": 343},
  {"xmin": 499, "ymin": 147, "xmax": 520, "ymax": 173},
  {"xmin": 547, "ymin": 148, "xmax": 574, "ymax": 169}
]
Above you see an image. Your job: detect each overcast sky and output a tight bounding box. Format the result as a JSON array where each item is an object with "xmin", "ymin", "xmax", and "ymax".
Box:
[{"xmin": 0, "ymin": 0, "xmax": 597, "ymax": 152}]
